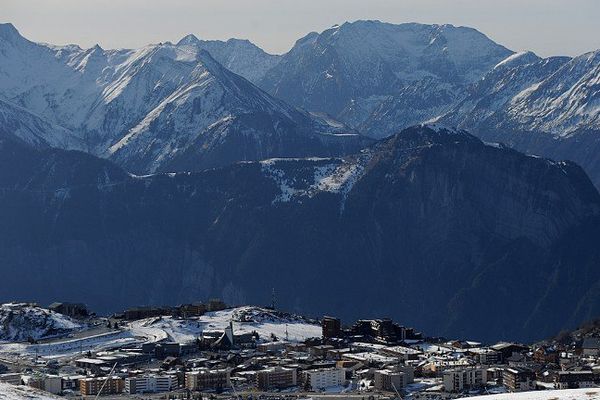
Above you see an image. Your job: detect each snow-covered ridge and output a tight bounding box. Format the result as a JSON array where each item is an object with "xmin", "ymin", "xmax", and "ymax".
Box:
[
  {"xmin": 419, "ymin": 123, "xmax": 464, "ymax": 135},
  {"xmin": 493, "ymin": 51, "xmax": 540, "ymax": 70},
  {"xmin": 0, "ymin": 303, "xmax": 83, "ymax": 342}
]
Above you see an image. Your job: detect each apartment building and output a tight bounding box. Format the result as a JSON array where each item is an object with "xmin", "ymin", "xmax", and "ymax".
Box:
[
  {"xmin": 554, "ymin": 371, "xmax": 595, "ymax": 389},
  {"xmin": 80, "ymin": 377, "xmax": 124, "ymax": 396},
  {"xmin": 322, "ymin": 317, "xmax": 342, "ymax": 338},
  {"xmin": 125, "ymin": 374, "xmax": 178, "ymax": 394},
  {"xmin": 0, "ymin": 373, "xmax": 22, "ymax": 385},
  {"xmin": 303, "ymin": 368, "xmax": 345, "ymax": 391},
  {"xmin": 502, "ymin": 367, "xmax": 536, "ymax": 392},
  {"xmin": 443, "ymin": 367, "xmax": 487, "ymax": 393},
  {"xmin": 185, "ymin": 369, "xmax": 230, "ymax": 391},
  {"xmin": 469, "ymin": 348, "xmax": 501, "ymax": 365},
  {"xmin": 24, "ymin": 375, "xmax": 62, "ymax": 395},
  {"xmin": 256, "ymin": 367, "xmax": 297, "ymax": 390},
  {"xmin": 374, "ymin": 370, "xmax": 404, "ymax": 392}
]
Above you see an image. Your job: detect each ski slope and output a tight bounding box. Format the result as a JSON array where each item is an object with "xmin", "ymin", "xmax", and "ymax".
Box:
[
  {"xmin": 127, "ymin": 306, "xmax": 321, "ymax": 343},
  {"xmin": 465, "ymin": 388, "xmax": 600, "ymax": 399}
]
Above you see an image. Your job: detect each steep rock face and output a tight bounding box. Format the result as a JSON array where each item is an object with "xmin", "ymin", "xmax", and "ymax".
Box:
[
  {"xmin": 259, "ymin": 20, "xmax": 512, "ymax": 135},
  {"xmin": 0, "ymin": 126, "xmax": 599, "ymax": 342},
  {"xmin": 0, "ymin": 23, "xmax": 361, "ymax": 173}
]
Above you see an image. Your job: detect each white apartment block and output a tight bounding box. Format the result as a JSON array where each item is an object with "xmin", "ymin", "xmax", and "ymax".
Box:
[
  {"xmin": 303, "ymin": 368, "xmax": 345, "ymax": 391},
  {"xmin": 443, "ymin": 367, "xmax": 487, "ymax": 393},
  {"xmin": 125, "ymin": 374, "xmax": 177, "ymax": 394}
]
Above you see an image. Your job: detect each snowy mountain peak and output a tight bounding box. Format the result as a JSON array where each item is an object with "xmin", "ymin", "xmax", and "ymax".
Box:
[
  {"xmin": 0, "ymin": 22, "xmax": 19, "ymax": 38},
  {"xmin": 260, "ymin": 20, "xmax": 512, "ymax": 133},
  {"xmin": 226, "ymin": 38, "xmax": 253, "ymax": 45},
  {"xmin": 177, "ymin": 33, "xmax": 201, "ymax": 46},
  {"xmin": 0, "ymin": 22, "xmax": 26, "ymax": 45}
]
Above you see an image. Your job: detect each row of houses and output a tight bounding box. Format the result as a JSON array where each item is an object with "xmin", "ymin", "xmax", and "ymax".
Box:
[{"xmin": 122, "ymin": 299, "xmax": 227, "ymax": 320}]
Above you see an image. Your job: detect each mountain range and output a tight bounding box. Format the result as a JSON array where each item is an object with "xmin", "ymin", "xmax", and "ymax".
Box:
[
  {"xmin": 1, "ymin": 20, "xmax": 599, "ymax": 183},
  {"xmin": 1, "ymin": 20, "xmax": 600, "ymax": 341},
  {"xmin": 0, "ymin": 22, "xmax": 366, "ymax": 173}
]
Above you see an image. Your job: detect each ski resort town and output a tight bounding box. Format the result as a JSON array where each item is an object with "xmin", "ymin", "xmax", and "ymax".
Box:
[{"xmin": 0, "ymin": 302, "xmax": 600, "ymax": 399}]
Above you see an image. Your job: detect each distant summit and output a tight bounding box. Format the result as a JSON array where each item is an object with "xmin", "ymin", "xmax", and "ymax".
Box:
[{"xmin": 258, "ymin": 20, "xmax": 512, "ymax": 134}]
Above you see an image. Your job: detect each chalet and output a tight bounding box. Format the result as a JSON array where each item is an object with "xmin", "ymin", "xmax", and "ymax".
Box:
[{"xmin": 491, "ymin": 342, "xmax": 529, "ymax": 362}]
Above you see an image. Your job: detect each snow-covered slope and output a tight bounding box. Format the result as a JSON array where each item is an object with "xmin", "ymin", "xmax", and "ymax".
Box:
[
  {"xmin": 127, "ymin": 306, "xmax": 321, "ymax": 343},
  {"xmin": 0, "ymin": 98, "xmax": 82, "ymax": 149},
  {"xmin": 0, "ymin": 382, "xmax": 59, "ymax": 400},
  {"xmin": 0, "ymin": 307, "xmax": 319, "ymax": 362},
  {"xmin": 0, "ymin": 303, "xmax": 82, "ymax": 342},
  {"xmin": 505, "ymin": 50, "xmax": 600, "ymax": 135},
  {"xmin": 464, "ymin": 388, "xmax": 600, "ymax": 399}
]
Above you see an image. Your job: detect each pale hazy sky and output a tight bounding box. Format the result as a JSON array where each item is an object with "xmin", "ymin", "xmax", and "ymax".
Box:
[{"xmin": 2, "ymin": 0, "xmax": 599, "ymax": 57}]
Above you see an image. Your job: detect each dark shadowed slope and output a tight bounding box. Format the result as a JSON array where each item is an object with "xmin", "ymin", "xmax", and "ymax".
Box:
[{"xmin": 0, "ymin": 125, "xmax": 599, "ymax": 342}]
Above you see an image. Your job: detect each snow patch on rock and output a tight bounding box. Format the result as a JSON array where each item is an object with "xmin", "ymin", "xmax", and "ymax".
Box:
[{"xmin": 260, "ymin": 152, "xmax": 373, "ymax": 208}]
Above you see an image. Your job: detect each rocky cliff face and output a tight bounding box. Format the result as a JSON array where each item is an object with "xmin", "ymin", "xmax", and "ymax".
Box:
[{"xmin": 1, "ymin": 125, "xmax": 599, "ymax": 342}]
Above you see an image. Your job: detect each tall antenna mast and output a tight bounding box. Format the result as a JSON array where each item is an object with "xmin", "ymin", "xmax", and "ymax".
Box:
[{"xmin": 271, "ymin": 287, "xmax": 276, "ymax": 310}]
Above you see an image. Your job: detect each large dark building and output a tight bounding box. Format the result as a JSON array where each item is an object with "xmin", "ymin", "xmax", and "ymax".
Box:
[
  {"xmin": 48, "ymin": 302, "xmax": 89, "ymax": 318},
  {"xmin": 346, "ymin": 319, "xmax": 422, "ymax": 342},
  {"xmin": 503, "ymin": 367, "xmax": 536, "ymax": 392},
  {"xmin": 491, "ymin": 343, "xmax": 530, "ymax": 362},
  {"xmin": 322, "ymin": 317, "xmax": 342, "ymax": 338},
  {"xmin": 123, "ymin": 306, "xmax": 172, "ymax": 320}
]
